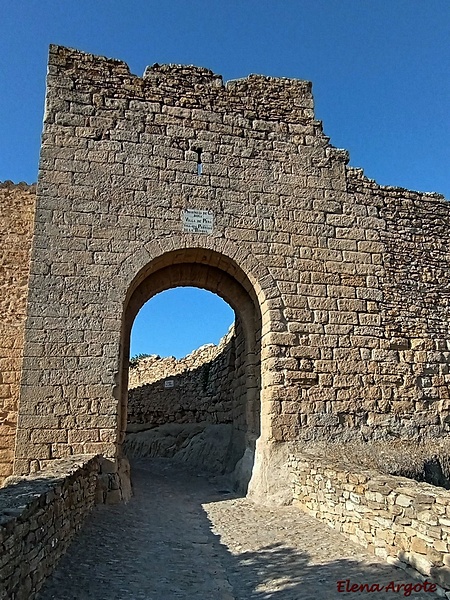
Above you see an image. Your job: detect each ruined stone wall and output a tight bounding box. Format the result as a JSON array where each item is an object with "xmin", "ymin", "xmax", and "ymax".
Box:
[
  {"xmin": 127, "ymin": 326, "xmax": 237, "ymax": 428},
  {"xmin": 345, "ymin": 169, "xmax": 450, "ymax": 440},
  {"xmin": 127, "ymin": 320, "xmax": 251, "ymax": 440},
  {"xmin": 128, "ymin": 336, "xmax": 230, "ymax": 389},
  {"xmin": 0, "ymin": 182, "xmax": 35, "ymax": 483},
  {"xmin": 12, "ymin": 45, "xmax": 450, "ymax": 476}
]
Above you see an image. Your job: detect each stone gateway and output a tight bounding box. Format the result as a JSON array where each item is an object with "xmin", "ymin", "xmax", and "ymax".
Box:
[{"xmin": 1, "ymin": 45, "xmax": 450, "ymax": 498}]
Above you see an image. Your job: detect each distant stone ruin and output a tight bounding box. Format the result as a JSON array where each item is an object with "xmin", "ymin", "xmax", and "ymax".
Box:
[{"xmin": 127, "ymin": 326, "xmax": 237, "ymax": 429}]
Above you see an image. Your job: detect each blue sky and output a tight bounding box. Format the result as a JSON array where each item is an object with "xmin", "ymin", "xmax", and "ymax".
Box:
[{"xmin": 1, "ymin": 1, "xmax": 449, "ymax": 358}]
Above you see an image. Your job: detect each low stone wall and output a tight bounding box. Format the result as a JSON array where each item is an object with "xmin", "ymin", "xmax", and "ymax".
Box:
[
  {"xmin": 0, "ymin": 455, "xmax": 100, "ymax": 599},
  {"xmin": 289, "ymin": 452, "xmax": 450, "ymax": 592}
]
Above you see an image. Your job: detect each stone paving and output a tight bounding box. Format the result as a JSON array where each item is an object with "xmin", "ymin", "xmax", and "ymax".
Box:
[{"xmin": 37, "ymin": 458, "xmax": 442, "ymax": 600}]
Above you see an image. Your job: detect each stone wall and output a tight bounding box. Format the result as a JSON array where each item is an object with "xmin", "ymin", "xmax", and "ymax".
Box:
[
  {"xmin": 289, "ymin": 451, "xmax": 450, "ymax": 593},
  {"xmin": 0, "ymin": 455, "xmax": 100, "ymax": 599},
  {"xmin": 127, "ymin": 325, "xmax": 238, "ymax": 429},
  {"xmin": 0, "ymin": 182, "xmax": 36, "ymax": 483},
  {"xmin": 10, "ymin": 45, "xmax": 450, "ymax": 489},
  {"xmin": 126, "ymin": 322, "xmax": 252, "ymax": 477},
  {"xmin": 344, "ymin": 170, "xmax": 450, "ymax": 441}
]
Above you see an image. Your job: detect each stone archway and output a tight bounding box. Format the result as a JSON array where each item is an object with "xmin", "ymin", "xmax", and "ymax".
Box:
[
  {"xmin": 6, "ymin": 45, "xmax": 450, "ymax": 503},
  {"xmin": 13, "ymin": 227, "xmax": 285, "ymax": 500},
  {"xmin": 118, "ymin": 248, "xmax": 263, "ymax": 490}
]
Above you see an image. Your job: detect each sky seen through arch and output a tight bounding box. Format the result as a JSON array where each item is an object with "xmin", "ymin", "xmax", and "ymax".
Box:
[{"xmin": 130, "ymin": 287, "xmax": 235, "ymax": 359}]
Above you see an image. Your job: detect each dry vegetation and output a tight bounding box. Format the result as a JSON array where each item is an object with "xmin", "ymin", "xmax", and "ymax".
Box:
[{"xmin": 297, "ymin": 439, "xmax": 450, "ymax": 488}]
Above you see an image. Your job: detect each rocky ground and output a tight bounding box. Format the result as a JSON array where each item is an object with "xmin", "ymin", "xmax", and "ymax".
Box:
[{"xmin": 124, "ymin": 422, "xmax": 243, "ymax": 476}]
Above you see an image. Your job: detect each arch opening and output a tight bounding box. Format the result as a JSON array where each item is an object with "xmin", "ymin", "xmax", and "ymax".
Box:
[
  {"xmin": 119, "ymin": 249, "xmax": 263, "ymax": 492},
  {"xmin": 129, "ymin": 287, "xmax": 234, "ymax": 359}
]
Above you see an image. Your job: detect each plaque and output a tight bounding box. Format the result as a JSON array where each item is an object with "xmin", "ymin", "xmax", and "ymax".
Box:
[
  {"xmin": 182, "ymin": 209, "xmax": 214, "ymax": 234},
  {"xmin": 164, "ymin": 380, "xmax": 174, "ymax": 388}
]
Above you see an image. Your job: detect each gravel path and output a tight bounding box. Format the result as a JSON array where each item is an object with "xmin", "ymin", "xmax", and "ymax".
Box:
[{"xmin": 37, "ymin": 458, "xmax": 442, "ymax": 599}]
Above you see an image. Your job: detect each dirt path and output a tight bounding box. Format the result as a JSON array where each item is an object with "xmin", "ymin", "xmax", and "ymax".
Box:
[{"xmin": 37, "ymin": 458, "xmax": 441, "ymax": 599}]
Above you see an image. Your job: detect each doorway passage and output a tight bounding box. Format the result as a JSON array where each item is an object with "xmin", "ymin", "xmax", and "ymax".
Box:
[{"xmin": 119, "ymin": 249, "xmax": 262, "ymax": 491}]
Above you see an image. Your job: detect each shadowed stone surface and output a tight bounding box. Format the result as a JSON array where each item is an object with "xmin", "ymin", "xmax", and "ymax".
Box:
[{"xmin": 36, "ymin": 459, "xmax": 441, "ymax": 600}]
